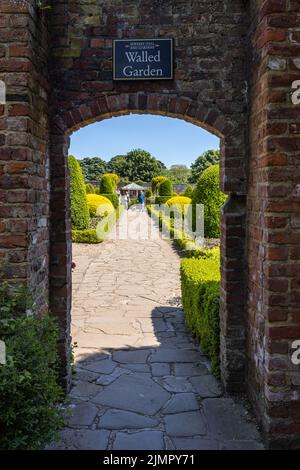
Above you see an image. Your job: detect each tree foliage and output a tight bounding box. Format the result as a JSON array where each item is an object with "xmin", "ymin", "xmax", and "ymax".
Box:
[
  {"xmin": 167, "ymin": 164, "xmax": 191, "ymax": 183},
  {"xmin": 68, "ymin": 155, "xmax": 90, "ymax": 230},
  {"xmin": 79, "ymin": 157, "xmax": 107, "ymax": 182},
  {"xmin": 189, "ymin": 149, "xmax": 220, "ymax": 183},
  {"xmin": 110, "ymin": 149, "xmax": 166, "ymax": 182}
]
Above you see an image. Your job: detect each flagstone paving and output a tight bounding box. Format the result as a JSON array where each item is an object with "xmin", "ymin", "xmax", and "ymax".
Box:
[{"xmin": 49, "ymin": 209, "xmax": 264, "ymax": 450}]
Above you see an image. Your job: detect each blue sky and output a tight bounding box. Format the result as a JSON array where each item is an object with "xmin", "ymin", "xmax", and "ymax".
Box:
[{"xmin": 69, "ymin": 114, "xmax": 220, "ymax": 168}]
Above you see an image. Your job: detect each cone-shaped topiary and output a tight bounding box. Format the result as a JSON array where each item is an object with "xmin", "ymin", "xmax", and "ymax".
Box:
[
  {"xmin": 193, "ymin": 164, "xmax": 226, "ymax": 238},
  {"xmin": 183, "ymin": 185, "xmax": 194, "ymax": 198},
  {"xmin": 152, "ymin": 176, "xmax": 167, "ymax": 194},
  {"xmin": 158, "ymin": 178, "xmax": 173, "ymax": 196},
  {"xmin": 99, "ymin": 174, "xmax": 113, "ymax": 194},
  {"xmin": 102, "ymin": 173, "xmax": 120, "ymax": 190},
  {"xmin": 86, "ymin": 183, "xmax": 95, "ymax": 194},
  {"xmin": 68, "ymin": 155, "xmax": 90, "ymax": 230}
]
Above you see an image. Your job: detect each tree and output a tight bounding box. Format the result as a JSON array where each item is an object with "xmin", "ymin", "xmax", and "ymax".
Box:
[
  {"xmin": 79, "ymin": 157, "xmax": 107, "ymax": 182},
  {"xmin": 108, "ymin": 149, "xmax": 165, "ymax": 182},
  {"xmin": 107, "ymin": 155, "xmax": 128, "ymax": 178},
  {"xmin": 189, "ymin": 150, "xmax": 220, "ymax": 183},
  {"xmin": 68, "ymin": 155, "xmax": 90, "ymax": 229},
  {"xmin": 167, "ymin": 164, "xmax": 191, "ymax": 183},
  {"xmin": 193, "ymin": 164, "xmax": 226, "ymax": 238}
]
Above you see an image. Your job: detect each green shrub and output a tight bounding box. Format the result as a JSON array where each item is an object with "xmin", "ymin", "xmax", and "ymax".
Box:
[
  {"xmin": 145, "ymin": 188, "xmax": 153, "ymax": 198},
  {"xmin": 193, "ymin": 164, "xmax": 226, "ymax": 238},
  {"xmin": 152, "ymin": 175, "xmax": 167, "ymax": 193},
  {"xmin": 86, "ymin": 194, "xmax": 114, "ymax": 218},
  {"xmin": 99, "ymin": 174, "xmax": 113, "ymax": 194},
  {"xmin": 183, "ymin": 185, "xmax": 194, "ymax": 198},
  {"xmin": 85, "ymin": 183, "xmax": 95, "ymax": 194},
  {"xmin": 101, "ymin": 193, "xmax": 119, "ymax": 208},
  {"xmin": 102, "ymin": 173, "xmax": 119, "ymax": 190},
  {"xmin": 68, "ymin": 155, "xmax": 90, "ymax": 230},
  {"xmin": 158, "ymin": 178, "xmax": 173, "ymax": 196},
  {"xmin": 155, "ymin": 196, "xmax": 171, "ymax": 206},
  {"xmin": 0, "ymin": 280, "xmax": 63, "ymax": 450},
  {"xmin": 181, "ymin": 257, "xmax": 220, "ymax": 376},
  {"xmin": 72, "ymin": 228, "xmax": 102, "ymax": 244}
]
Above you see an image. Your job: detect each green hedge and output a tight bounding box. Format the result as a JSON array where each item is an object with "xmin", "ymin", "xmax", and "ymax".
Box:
[
  {"xmin": 154, "ymin": 196, "xmax": 171, "ymax": 206},
  {"xmin": 181, "ymin": 257, "xmax": 221, "ymax": 376},
  {"xmin": 158, "ymin": 178, "xmax": 173, "ymax": 196},
  {"xmin": 68, "ymin": 155, "xmax": 90, "ymax": 230},
  {"xmin": 193, "ymin": 164, "xmax": 226, "ymax": 238},
  {"xmin": 99, "ymin": 174, "xmax": 113, "ymax": 194},
  {"xmin": 72, "ymin": 228, "xmax": 102, "ymax": 244},
  {"xmin": 85, "ymin": 183, "xmax": 95, "ymax": 194},
  {"xmin": 0, "ymin": 280, "xmax": 63, "ymax": 449},
  {"xmin": 101, "ymin": 193, "xmax": 119, "ymax": 208}
]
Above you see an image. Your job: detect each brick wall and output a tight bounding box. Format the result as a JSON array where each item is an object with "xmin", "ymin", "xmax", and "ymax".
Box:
[
  {"xmin": 0, "ymin": 1, "xmax": 50, "ymax": 308},
  {"xmin": 248, "ymin": 0, "xmax": 300, "ymax": 449}
]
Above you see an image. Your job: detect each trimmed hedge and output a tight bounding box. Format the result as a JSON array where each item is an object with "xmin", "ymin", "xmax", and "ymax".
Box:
[
  {"xmin": 68, "ymin": 155, "xmax": 90, "ymax": 230},
  {"xmin": 99, "ymin": 174, "xmax": 113, "ymax": 194},
  {"xmin": 183, "ymin": 185, "xmax": 194, "ymax": 198},
  {"xmin": 193, "ymin": 164, "xmax": 227, "ymax": 238},
  {"xmin": 86, "ymin": 194, "xmax": 114, "ymax": 218},
  {"xmin": 102, "ymin": 173, "xmax": 119, "ymax": 190},
  {"xmin": 72, "ymin": 228, "xmax": 102, "ymax": 244},
  {"xmin": 85, "ymin": 183, "xmax": 95, "ymax": 194},
  {"xmin": 154, "ymin": 195, "xmax": 171, "ymax": 206},
  {"xmin": 181, "ymin": 256, "xmax": 221, "ymax": 376},
  {"xmin": 166, "ymin": 196, "xmax": 192, "ymax": 216},
  {"xmin": 101, "ymin": 193, "xmax": 119, "ymax": 209},
  {"xmin": 152, "ymin": 175, "xmax": 167, "ymax": 193},
  {"xmin": 158, "ymin": 178, "xmax": 173, "ymax": 196},
  {"xmin": 0, "ymin": 280, "xmax": 63, "ymax": 450}
]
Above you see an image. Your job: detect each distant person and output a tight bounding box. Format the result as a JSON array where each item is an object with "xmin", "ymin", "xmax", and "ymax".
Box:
[
  {"xmin": 124, "ymin": 191, "xmax": 130, "ymax": 210},
  {"xmin": 116, "ymin": 189, "xmax": 121, "ymax": 205},
  {"xmin": 138, "ymin": 191, "xmax": 145, "ymax": 212}
]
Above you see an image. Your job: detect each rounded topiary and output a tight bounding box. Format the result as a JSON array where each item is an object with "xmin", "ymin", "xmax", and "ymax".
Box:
[
  {"xmin": 86, "ymin": 183, "xmax": 95, "ymax": 194},
  {"xmin": 102, "ymin": 173, "xmax": 119, "ymax": 190},
  {"xmin": 99, "ymin": 174, "xmax": 113, "ymax": 194},
  {"xmin": 145, "ymin": 188, "xmax": 153, "ymax": 198},
  {"xmin": 183, "ymin": 185, "xmax": 194, "ymax": 198},
  {"xmin": 102, "ymin": 193, "xmax": 119, "ymax": 208},
  {"xmin": 193, "ymin": 164, "xmax": 227, "ymax": 238},
  {"xmin": 158, "ymin": 178, "xmax": 173, "ymax": 196},
  {"xmin": 166, "ymin": 196, "xmax": 192, "ymax": 210},
  {"xmin": 86, "ymin": 194, "xmax": 114, "ymax": 218},
  {"xmin": 152, "ymin": 176, "xmax": 167, "ymax": 193},
  {"xmin": 68, "ymin": 155, "xmax": 90, "ymax": 230}
]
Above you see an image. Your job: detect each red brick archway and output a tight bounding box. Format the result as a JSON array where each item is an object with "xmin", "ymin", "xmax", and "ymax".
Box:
[{"xmin": 49, "ymin": 92, "xmax": 248, "ymax": 397}]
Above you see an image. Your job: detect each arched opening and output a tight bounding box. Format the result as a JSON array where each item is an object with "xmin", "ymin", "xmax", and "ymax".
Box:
[{"xmin": 49, "ymin": 95, "xmax": 248, "ymax": 398}]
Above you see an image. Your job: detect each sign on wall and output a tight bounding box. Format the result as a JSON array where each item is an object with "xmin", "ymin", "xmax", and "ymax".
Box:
[{"xmin": 113, "ymin": 39, "xmax": 173, "ymax": 81}]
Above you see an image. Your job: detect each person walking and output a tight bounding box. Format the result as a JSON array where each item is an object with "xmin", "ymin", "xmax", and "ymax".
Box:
[
  {"xmin": 124, "ymin": 191, "xmax": 130, "ymax": 210},
  {"xmin": 138, "ymin": 190, "xmax": 145, "ymax": 212}
]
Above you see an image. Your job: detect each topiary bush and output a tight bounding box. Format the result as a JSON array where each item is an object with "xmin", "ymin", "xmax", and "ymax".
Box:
[
  {"xmin": 180, "ymin": 256, "xmax": 221, "ymax": 376},
  {"xmin": 102, "ymin": 193, "xmax": 119, "ymax": 209},
  {"xmin": 183, "ymin": 185, "xmax": 194, "ymax": 198},
  {"xmin": 193, "ymin": 164, "xmax": 226, "ymax": 238},
  {"xmin": 102, "ymin": 173, "xmax": 119, "ymax": 190},
  {"xmin": 86, "ymin": 194, "xmax": 114, "ymax": 218},
  {"xmin": 166, "ymin": 196, "xmax": 192, "ymax": 218},
  {"xmin": 154, "ymin": 195, "xmax": 172, "ymax": 206},
  {"xmin": 85, "ymin": 183, "xmax": 95, "ymax": 194},
  {"xmin": 158, "ymin": 178, "xmax": 173, "ymax": 196},
  {"xmin": 68, "ymin": 155, "xmax": 90, "ymax": 230},
  {"xmin": 0, "ymin": 279, "xmax": 64, "ymax": 450},
  {"xmin": 152, "ymin": 176, "xmax": 167, "ymax": 194},
  {"xmin": 72, "ymin": 228, "xmax": 102, "ymax": 244},
  {"xmin": 99, "ymin": 174, "xmax": 113, "ymax": 194},
  {"xmin": 145, "ymin": 188, "xmax": 153, "ymax": 198}
]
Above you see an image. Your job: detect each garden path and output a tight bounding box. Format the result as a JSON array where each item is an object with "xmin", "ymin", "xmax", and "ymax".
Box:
[{"xmin": 50, "ymin": 208, "xmax": 263, "ymax": 450}]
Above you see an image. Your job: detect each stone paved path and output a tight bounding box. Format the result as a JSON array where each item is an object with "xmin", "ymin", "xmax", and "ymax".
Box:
[{"xmin": 50, "ymin": 209, "xmax": 264, "ymax": 450}]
